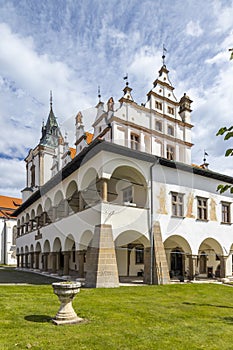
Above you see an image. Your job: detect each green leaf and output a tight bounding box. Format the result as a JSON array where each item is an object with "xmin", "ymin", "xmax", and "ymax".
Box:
[
  {"xmin": 225, "ymin": 149, "xmax": 233, "ymax": 157},
  {"xmin": 216, "ymin": 127, "xmax": 227, "ymax": 136},
  {"xmin": 224, "ymin": 131, "xmax": 233, "ymax": 140}
]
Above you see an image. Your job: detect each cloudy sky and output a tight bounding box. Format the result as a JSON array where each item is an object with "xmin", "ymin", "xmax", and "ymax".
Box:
[{"xmin": 0, "ymin": 0, "xmax": 233, "ymax": 198}]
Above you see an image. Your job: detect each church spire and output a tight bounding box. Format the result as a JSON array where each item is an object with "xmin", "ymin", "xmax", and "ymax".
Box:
[{"xmin": 39, "ymin": 91, "xmax": 64, "ymax": 147}]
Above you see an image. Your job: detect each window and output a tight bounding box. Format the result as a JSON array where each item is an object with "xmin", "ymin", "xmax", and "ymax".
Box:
[
  {"xmin": 168, "ymin": 106, "xmax": 174, "ymax": 115},
  {"xmin": 166, "ymin": 145, "xmax": 175, "ymax": 160},
  {"xmin": 155, "ymin": 120, "xmax": 162, "ymax": 132},
  {"xmin": 155, "ymin": 101, "xmax": 162, "ymax": 110},
  {"xmin": 130, "ymin": 133, "xmax": 139, "ymax": 150},
  {"xmin": 30, "ymin": 164, "xmax": 35, "ymax": 187},
  {"xmin": 197, "ymin": 197, "xmax": 208, "ymax": 220},
  {"xmin": 171, "ymin": 192, "xmax": 184, "ymax": 217},
  {"xmin": 123, "ymin": 186, "xmax": 133, "ymax": 203},
  {"xmin": 221, "ymin": 202, "xmax": 231, "ymax": 224},
  {"xmin": 167, "ymin": 125, "xmax": 174, "ymax": 136},
  {"xmin": 135, "ymin": 245, "xmax": 144, "ymax": 264}
]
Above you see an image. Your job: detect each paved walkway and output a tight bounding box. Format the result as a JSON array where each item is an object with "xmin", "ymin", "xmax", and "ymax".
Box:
[{"xmin": 0, "ymin": 266, "xmax": 61, "ymax": 285}]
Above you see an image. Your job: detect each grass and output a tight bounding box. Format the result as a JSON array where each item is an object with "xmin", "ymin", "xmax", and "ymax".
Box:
[{"xmin": 0, "ymin": 283, "xmax": 233, "ymax": 349}]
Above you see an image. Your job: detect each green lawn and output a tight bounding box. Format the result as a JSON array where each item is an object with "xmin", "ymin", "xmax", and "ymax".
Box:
[{"xmin": 0, "ymin": 283, "xmax": 233, "ymax": 349}]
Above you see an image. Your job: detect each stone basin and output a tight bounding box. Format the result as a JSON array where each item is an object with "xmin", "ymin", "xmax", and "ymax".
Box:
[{"xmin": 52, "ymin": 281, "xmax": 83, "ymax": 325}]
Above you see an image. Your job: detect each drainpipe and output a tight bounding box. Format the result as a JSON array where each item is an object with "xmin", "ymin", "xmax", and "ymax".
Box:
[
  {"xmin": 149, "ymin": 158, "xmax": 159, "ymax": 284},
  {"xmin": 3, "ymin": 219, "xmax": 7, "ymax": 265}
]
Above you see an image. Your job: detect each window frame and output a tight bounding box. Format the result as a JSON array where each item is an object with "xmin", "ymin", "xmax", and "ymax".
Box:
[
  {"xmin": 171, "ymin": 192, "xmax": 184, "ymax": 218},
  {"xmin": 155, "ymin": 101, "xmax": 162, "ymax": 110},
  {"xmin": 168, "ymin": 106, "xmax": 175, "ymax": 115},
  {"xmin": 221, "ymin": 201, "xmax": 231, "ymax": 224},
  {"xmin": 167, "ymin": 125, "xmax": 174, "ymax": 136},
  {"xmin": 197, "ymin": 196, "xmax": 208, "ymax": 221},
  {"xmin": 135, "ymin": 245, "xmax": 144, "ymax": 264},
  {"xmin": 130, "ymin": 133, "xmax": 140, "ymax": 151}
]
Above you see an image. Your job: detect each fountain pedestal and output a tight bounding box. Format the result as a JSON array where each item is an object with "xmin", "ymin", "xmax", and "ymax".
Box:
[{"xmin": 52, "ymin": 282, "xmax": 83, "ymax": 325}]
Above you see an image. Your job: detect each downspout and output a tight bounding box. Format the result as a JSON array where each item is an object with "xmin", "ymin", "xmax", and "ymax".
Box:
[
  {"xmin": 3, "ymin": 219, "xmax": 7, "ymax": 265},
  {"xmin": 149, "ymin": 158, "xmax": 158, "ymax": 284}
]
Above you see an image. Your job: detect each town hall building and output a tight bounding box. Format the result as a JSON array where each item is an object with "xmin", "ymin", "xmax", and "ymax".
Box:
[{"xmin": 14, "ymin": 62, "xmax": 233, "ymax": 287}]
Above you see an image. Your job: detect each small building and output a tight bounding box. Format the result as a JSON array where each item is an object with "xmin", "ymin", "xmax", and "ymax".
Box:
[
  {"xmin": 0, "ymin": 195, "xmax": 22, "ymax": 265},
  {"xmin": 14, "ymin": 63, "xmax": 233, "ymax": 286}
]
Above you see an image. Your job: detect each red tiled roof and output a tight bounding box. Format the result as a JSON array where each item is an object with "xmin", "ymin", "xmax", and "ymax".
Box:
[{"xmin": 0, "ymin": 195, "xmax": 22, "ymax": 218}]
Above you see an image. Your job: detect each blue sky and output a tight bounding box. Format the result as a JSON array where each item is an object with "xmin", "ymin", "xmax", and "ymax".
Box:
[{"xmin": 0, "ymin": 0, "xmax": 233, "ymax": 197}]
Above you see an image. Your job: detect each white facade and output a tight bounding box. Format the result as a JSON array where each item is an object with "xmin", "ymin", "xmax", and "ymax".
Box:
[{"xmin": 15, "ymin": 64, "xmax": 233, "ymax": 286}]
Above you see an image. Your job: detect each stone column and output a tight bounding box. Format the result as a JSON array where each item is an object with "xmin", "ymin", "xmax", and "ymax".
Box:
[
  {"xmin": 25, "ymin": 253, "xmax": 29, "ymax": 268},
  {"xmin": 63, "ymin": 251, "xmax": 70, "ymax": 276},
  {"xmin": 16, "ymin": 254, "xmax": 20, "ymax": 268},
  {"xmin": 143, "ymin": 247, "xmax": 152, "ymax": 284},
  {"xmin": 85, "ymin": 224, "xmax": 119, "ymax": 288},
  {"xmin": 30, "ymin": 252, "xmax": 34, "ymax": 269},
  {"xmin": 101, "ymin": 179, "xmax": 108, "ymax": 202},
  {"xmin": 52, "ymin": 206, "xmax": 57, "ymax": 221},
  {"xmin": 220, "ymin": 255, "xmax": 226, "ymax": 278},
  {"xmin": 43, "ymin": 253, "xmax": 49, "ymax": 271},
  {"xmin": 51, "ymin": 252, "xmax": 57, "ymax": 273},
  {"xmin": 21, "ymin": 254, "xmax": 24, "ymax": 268},
  {"xmin": 77, "ymin": 251, "xmax": 85, "ymax": 278},
  {"xmin": 35, "ymin": 252, "xmax": 40, "ymax": 269}
]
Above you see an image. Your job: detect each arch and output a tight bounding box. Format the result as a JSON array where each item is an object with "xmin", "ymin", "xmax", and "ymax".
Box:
[
  {"xmin": 25, "ymin": 245, "xmax": 29, "ymax": 253},
  {"xmin": 52, "ymin": 237, "xmax": 62, "ymax": 252},
  {"xmin": 79, "ymin": 230, "xmax": 93, "ymax": 250},
  {"xmin": 35, "ymin": 242, "xmax": 41, "ymax": 253},
  {"xmin": 80, "ymin": 167, "xmax": 98, "ymax": 191},
  {"xmin": 43, "ymin": 240, "xmax": 51, "ymax": 253},
  {"xmin": 115, "ymin": 230, "xmax": 150, "ymax": 278},
  {"xmin": 66, "ymin": 180, "xmax": 79, "ymax": 214},
  {"xmin": 54, "ymin": 190, "xmax": 64, "ymax": 206},
  {"xmin": 80, "ymin": 168, "xmax": 100, "ymax": 209},
  {"xmin": 31, "ymin": 209, "xmax": 35, "ymax": 219},
  {"xmin": 198, "ymin": 238, "xmax": 224, "ymax": 278},
  {"xmin": 108, "ymin": 165, "xmax": 147, "ymax": 207},
  {"xmin": 44, "ymin": 197, "xmax": 53, "ymax": 224},
  {"xmin": 164, "ymin": 235, "xmax": 192, "ymax": 279},
  {"xmin": 30, "ymin": 244, "xmax": 34, "ymax": 252},
  {"xmin": 64, "ymin": 234, "xmax": 76, "ymax": 251},
  {"xmin": 36, "ymin": 204, "xmax": 43, "ymax": 217}
]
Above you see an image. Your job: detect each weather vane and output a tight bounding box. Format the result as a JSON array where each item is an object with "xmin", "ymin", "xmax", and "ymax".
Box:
[
  {"xmin": 123, "ymin": 73, "xmax": 129, "ymax": 86},
  {"xmin": 203, "ymin": 150, "xmax": 208, "ymax": 164},
  {"xmin": 98, "ymin": 85, "xmax": 101, "ymax": 102},
  {"xmin": 162, "ymin": 44, "xmax": 167, "ymax": 66}
]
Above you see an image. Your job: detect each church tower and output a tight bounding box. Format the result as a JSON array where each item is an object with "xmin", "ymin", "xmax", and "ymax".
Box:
[{"xmin": 22, "ymin": 92, "xmax": 64, "ymax": 202}]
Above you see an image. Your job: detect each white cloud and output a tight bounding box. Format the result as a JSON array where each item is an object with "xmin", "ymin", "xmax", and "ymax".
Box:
[{"xmin": 186, "ymin": 20, "xmax": 203, "ymax": 37}]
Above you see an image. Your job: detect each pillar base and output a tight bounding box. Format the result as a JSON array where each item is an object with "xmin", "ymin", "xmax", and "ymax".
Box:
[{"xmin": 85, "ymin": 224, "xmax": 119, "ymax": 288}]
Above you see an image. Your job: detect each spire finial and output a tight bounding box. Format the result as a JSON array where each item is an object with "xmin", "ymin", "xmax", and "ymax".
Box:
[
  {"xmin": 50, "ymin": 90, "xmax": 53, "ymax": 109},
  {"xmin": 162, "ymin": 44, "xmax": 167, "ymax": 66},
  {"xmin": 98, "ymin": 85, "xmax": 101, "ymax": 102},
  {"xmin": 123, "ymin": 73, "xmax": 129, "ymax": 86},
  {"xmin": 203, "ymin": 150, "xmax": 208, "ymax": 164}
]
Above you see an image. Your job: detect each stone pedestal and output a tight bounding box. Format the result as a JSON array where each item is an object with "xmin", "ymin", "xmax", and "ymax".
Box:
[
  {"xmin": 85, "ymin": 224, "xmax": 119, "ymax": 288},
  {"xmin": 52, "ymin": 282, "xmax": 83, "ymax": 325}
]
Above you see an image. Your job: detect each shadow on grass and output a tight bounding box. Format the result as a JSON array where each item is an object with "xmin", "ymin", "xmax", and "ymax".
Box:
[
  {"xmin": 221, "ymin": 317, "xmax": 233, "ymax": 324},
  {"xmin": 183, "ymin": 302, "xmax": 233, "ymax": 309},
  {"xmin": 25, "ymin": 315, "xmax": 52, "ymax": 323}
]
